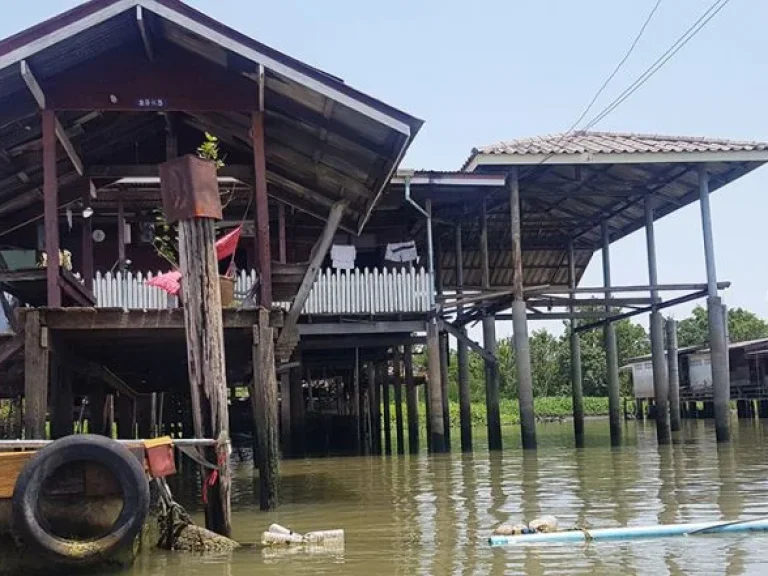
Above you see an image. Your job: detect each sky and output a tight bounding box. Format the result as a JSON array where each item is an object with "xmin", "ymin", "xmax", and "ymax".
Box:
[{"xmin": 3, "ymin": 0, "xmax": 767, "ymax": 340}]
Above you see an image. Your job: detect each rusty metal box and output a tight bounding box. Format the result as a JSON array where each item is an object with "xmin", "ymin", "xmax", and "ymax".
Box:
[{"xmin": 159, "ymin": 155, "xmax": 222, "ymax": 223}]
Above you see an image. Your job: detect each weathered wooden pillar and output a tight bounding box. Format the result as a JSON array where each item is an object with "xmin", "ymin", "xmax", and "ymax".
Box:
[
  {"xmin": 508, "ymin": 169, "xmax": 536, "ymax": 449},
  {"xmin": 364, "ymin": 361, "xmax": 375, "ymax": 455},
  {"xmin": 392, "ymin": 346, "xmax": 405, "ymax": 455},
  {"xmin": 404, "ymin": 345, "xmax": 419, "ymax": 454},
  {"xmin": 42, "ymin": 110, "xmax": 61, "ymax": 307},
  {"xmin": 426, "ymin": 319, "xmax": 446, "ymax": 452},
  {"xmin": 645, "ymin": 198, "xmax": 670, "ymax": 445},
  {"xmin": 698, "ymin": 167, "xmax": 730, "ymax": 442},
  {"xmin": 568, "ymin": 242, "xmax": 585, "ymax": 447},
  {"xmin": 252, "ymin": 110, "xmax": 272, "ymax": 308},
  {"xmin": 289, "ymin": 356, "xmax": 305, "ymax": 456},
  {"xmin": 82, "ymin": 183, "xmax": 94, "ymax": 291},
  {"xmin": 601, "ymin": 221, "xmax": 622, "ymax": 446},
  {"xmin": 160, "ymin": 155, "xmax": 232, "ymax": 535},
  {"xmin": 353, "ymin": 349, "xmax": 362, "ymax": 454},
  {"xmin": 480, "ymin": 197, "xmax": 502, "ymax": 450},
  {"xmin": 381, "ymin": 362, "xmax": 392, "ymax": 455},
  {"xmin": 251, "ymin": 308, "xmax": 279, "ymax": 510},
  {"xmin": 455, "ymin": 222, "xmax": 472, "ymax": 452},
  {"xmin": 438, "ymin": 333, "xmax": 451, "ymax": 450},
  {"xmin": 666, "ymin": 318, "xmax": 681, "ymax": 432},
  {"xmin": 24, "ymin": 311, "xmax": 48, "ymax": 439},
  {"xmin": 372, "ymin": 361, "xmax": 382, "ymax": 454}
]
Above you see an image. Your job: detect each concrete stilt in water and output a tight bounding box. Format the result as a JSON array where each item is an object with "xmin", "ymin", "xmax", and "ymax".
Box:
[
  {"xmin": 508, "ymin": 170, "xmax": 536, "ymax": 449},
  {"xmin": 426, "ymin": 319, "xmax": 447, "ymax": 452},
  {"xmin": 381, "ymin": 362, "xmax": 392, "ymax": 455},
  {"xmin": 601, "ymin": 221, "xmax": 622, "ymax": 446},
  {"xmin": 697, "ymin": 167, "xmax": 730, "ymax": 442},
  {"xmin": 455, "ymin": 223, "xmax": 472, "ymax": 452},
  {"xmin": 479, "ymin": 198, "xmax": 502, "ymax": 451},
  {"xmin": 645, "ymin": 198, "xmax": 670, "ymax": 445},
  {"xmin": 666, "ymin": 318, "xmax": 681, "ymax": 432},
  {"xmin": 404, "ymin": 345, "xmax": 419, "ymax": 454},
  {"xmin": 392, "ymin": 346, "xmax": 405, "ymax": 455},
  {"xmin": 568, "ymin": 242, "xmax": 585, "ymax": 447},
  {"xmin": 438, "ymin": 332, "xmax": 451, "ymax": 451}
]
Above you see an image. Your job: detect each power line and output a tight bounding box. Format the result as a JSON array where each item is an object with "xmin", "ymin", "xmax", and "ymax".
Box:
[{"xmin": 583, "ymin": 0, "xmax": 731, "ymax": 131}]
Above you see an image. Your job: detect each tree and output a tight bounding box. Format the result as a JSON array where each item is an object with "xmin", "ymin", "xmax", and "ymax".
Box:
[{"xmin": 678, "ymin": 305, "xmax": 768, "ymax": 347}]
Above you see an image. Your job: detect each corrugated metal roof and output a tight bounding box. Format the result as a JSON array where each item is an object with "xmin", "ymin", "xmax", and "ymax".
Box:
[{"xmin": 464, "ymin": 131, "xmax": 768, "ymax": 167}]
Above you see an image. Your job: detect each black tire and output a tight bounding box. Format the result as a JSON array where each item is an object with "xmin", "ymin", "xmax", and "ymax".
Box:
[{"xmin": 11, "ymin": 434, "xmax": 150, "ymax": 565}]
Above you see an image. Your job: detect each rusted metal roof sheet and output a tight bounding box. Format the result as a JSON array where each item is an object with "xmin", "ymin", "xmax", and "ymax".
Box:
[{"xmin": 468, "ymin": 131, "xmax": 768, "ymax": 161}]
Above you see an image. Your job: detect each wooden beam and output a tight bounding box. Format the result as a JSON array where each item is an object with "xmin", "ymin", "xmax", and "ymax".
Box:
[
  {"xmin": 24, "ymin": 311, "xmax": 48, "ymax": 439},
  {"xmin": 278, "ymin": 200, "xmax": 346, "ymax": 345},
  {"xmin": 252, "ymin": 111, "xmax": 272, "ymax": 307},
  {"xmin": 20, "ymin": 61, "xmax": 84, "ymax": 176},
  {"xmin": 277, "ymin": 202, "xmax": 286, "ymax": 264},
  {"xmin": 440, "ymin": 320, "xmax": 497, "ymax": 365},
  {"xmin": 88, "ymin": 164, "xmax": 254, "ymax": 180},
  {"xmin": 136, "ymin": 6, "xmax": 154, "ymax": 61},
  {"xmin": 42, "ymin": 109, "xmax": 61, "ymax": 307},
  {"xmin": 298, "ymin": 320, "xmax": 424, "ymax": 336}
]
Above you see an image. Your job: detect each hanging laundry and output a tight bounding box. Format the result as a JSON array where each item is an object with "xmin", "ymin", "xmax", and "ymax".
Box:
[
  {"xmin": 147, "ymin": 270, "xmax": 182, "ymax": 295},
  {"xmin": 216, "ymin": 225, "xmax": 242, "ymax": 261},
  {"xmin": 385, "ymin": 241, "xmax": 418, "ymax": 263},
  {"xmin": 330, "ymin": 244, "xmax": 356, "ymax": 269}
]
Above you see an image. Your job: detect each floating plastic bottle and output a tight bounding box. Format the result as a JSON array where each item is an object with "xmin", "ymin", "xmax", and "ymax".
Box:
[{"xmin": 303, "ymin": 529, "xmax": 345, "ymax": 545}]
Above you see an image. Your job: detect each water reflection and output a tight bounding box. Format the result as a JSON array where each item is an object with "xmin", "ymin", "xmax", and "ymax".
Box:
[{"xmin": 128, "ymin": 420, "xmax": 768, "ymax": 576}]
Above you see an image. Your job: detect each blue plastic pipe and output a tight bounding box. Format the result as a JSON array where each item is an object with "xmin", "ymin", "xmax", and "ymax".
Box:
[{"xmin": 489, "ymin": 519, "xmax": 768, "ymax": 547}]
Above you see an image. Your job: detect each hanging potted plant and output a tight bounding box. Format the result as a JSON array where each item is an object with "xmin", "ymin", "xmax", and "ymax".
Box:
[{"xmin": 149, "ymin": 133, "xmax": 241, "ymax": 308}]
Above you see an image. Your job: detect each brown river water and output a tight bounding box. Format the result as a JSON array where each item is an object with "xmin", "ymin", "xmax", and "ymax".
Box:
[{"xmin": 129, "ymin": 419, "xmax": 768, "ymax": 575}]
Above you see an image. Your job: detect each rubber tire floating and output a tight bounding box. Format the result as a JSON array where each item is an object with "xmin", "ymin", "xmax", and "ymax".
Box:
[{"xmin": 11, "ymin": 434, "xmax": 150, "ymax": 565}]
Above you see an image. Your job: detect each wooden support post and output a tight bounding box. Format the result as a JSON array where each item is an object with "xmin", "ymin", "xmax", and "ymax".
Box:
[
  {"xmin": 252, "ymin": 111, "xmax": 272, "ymax": 308},
  {"xmin": 381, "ymin": 362, "xmax": 392, "ymax": 455},
  {"xmin": 666, "ymin": 318, "xmax": 681, "ymax": 432},
  {"xmin": 251, "ymin": 308, "xmax": 279, "ymax": 510},
  {"xmin": 50, "ymin": 350, "xmax": 73, "ymax": 439},
  {"xmin": 82, "ymin": 182, "xmax": 94, "ymax": 291},
  {"xmin": 117, "ymin": 194, "xmax": 126, "ymax": 272},
  {"xmin": 353, "ymin": 348, "xmax": 362, "ymax": 454},
  {"xmin": 404, "ymin": 345, "xmax": 419, "ymax": 454},
  {"xmin": 107, "ymin": 394, "xmax": 115, "ymax": 438},
  {"xmin": 568, "ymin": 242, "xmax": 585, "ymax": 447},
  {"xmin": 426, "ymin": 319, "xmax": 446, "ymax": 452},
  {"xmin": 602, "ymin": 221, "xmax": 622, "ymax": 446},
  {"xmin": 364, "ymin": 362, "xmax": 375, "ymax": 455},
  {"xmin": 372, "ymin": 362, "xmax": 382, "ymax": 454},
  {"xmin": 509, "ymin": 169, "xmax": 536, "ymax": 449},
  {"xmin": 150, "ymin": 392, "xmax": 158, "ymax": 437},
  {"xmin": 455, "ymin": 222, "xmax": 472, "ymax": 452},
  {"xmin": 289, "ymin": 357, "xmax": 305, "ymax": 456},
  {"xmin": 480, "ymin": 197, "xmax": 502, "ymax": 451},
  {"xmin": 42, "ymin": 110, "xmax": 60, "ymax": 307},
  {"xmin": 277, "ymin": 202, "xmax": 287, "ymax": 264},
  {"xmin": 280, "ymin": 371, "xmax": 291, "ymax": 455},
  {"xmin": 161, "ymin": 156, "xmax": 232, "ymax": 535},
  {"xmin": 439, "ymin": 332, "xmax": 451, "ymax": 451},
  {"xmin": 24, "ymin": 311, "xmax": 48, "ymax": 439},
  {"xmin": 393, "ymin": 346, "xmax": 405, "ymax": 455}
]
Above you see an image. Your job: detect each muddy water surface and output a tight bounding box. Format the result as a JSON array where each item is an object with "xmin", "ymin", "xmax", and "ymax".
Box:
[{"xmin": 129, "ymin": 419, "xmax": 768, "ymax": 575}]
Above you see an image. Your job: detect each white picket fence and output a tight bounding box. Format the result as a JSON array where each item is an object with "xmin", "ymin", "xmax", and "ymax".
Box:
[{"xmin": 92, "ymin": 267, "xmax": 434, "ymax": 314}]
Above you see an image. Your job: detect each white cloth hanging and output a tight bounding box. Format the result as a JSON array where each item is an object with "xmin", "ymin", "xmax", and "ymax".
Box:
[
  {"xmin": 385, "ymin": 241, "xmax": 418, "ymax": 263},
  {"xmin": 331, "ymin": 244, "xmax": 356, "ymax": 269}
]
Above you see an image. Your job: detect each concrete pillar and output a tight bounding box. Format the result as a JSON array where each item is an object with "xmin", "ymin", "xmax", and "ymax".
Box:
[
  {"xmin": 480, "ymin": 198, "xmax": 502, "ymax": 451},
  {"xmin": 666, "ymin": 319, "xmax": 681, "ymax": 432},
  {"xmin": 455, "ymin": 222, "xmax": 472, "ymax": 452},
  {"xmin": 426, "ymin": 319, "xmax": 447, "ymax": 452},
  {"xmin": 568, "ymin": 242, "xmax": 584, "ymax": 447},
  {"xmin": 508, "ymin": 169, "xmax": 536, "ymax": 449},
  {"xmin": 645, "ymin": 198, "xmax": 670, "ymax": 445},
  {"xmin": 699, "ymin": 167, "xmax": 730, "ymax": 442},
  {"xmin": 439, "ymin": 332, "xmax": 451, "ymax": 451},
  {"xmin": 601, "ymin": 221, "xmax": 622, "ymax": 446}
]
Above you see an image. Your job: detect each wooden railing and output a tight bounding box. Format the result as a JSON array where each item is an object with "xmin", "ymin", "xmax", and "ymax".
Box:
[{"xmin": 92, "ymin": 267, "xmax": 434, "ymax": 315}]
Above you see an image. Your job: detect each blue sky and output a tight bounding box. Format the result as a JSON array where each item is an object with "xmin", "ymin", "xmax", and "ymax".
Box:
[{"xmin": 4, "ymin": 1, "xmax": 767, "ymax": 338}]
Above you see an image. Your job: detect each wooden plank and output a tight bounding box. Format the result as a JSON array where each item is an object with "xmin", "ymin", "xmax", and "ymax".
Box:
[
  {"xmin": 24, "ymin": 310, "xmax": 48, "ymax": 439},
  {"xmin": 34, "ymin": 308, "xmax": 260, "ymax": 331},
  {"xmin": 298, "ymin": 320, "xmax": 425, "ymax": 336},
  {"xmin": 42, "ymin": 109, "xmax": 61, "ymax": 307},
  {"xmin": 252, "ymin": 111, "xmax": 272, "ymax": 308},
  {"xmin": 278, "ymin": 200, "xmax": 346, "ymax": 345},
  {"xmin": 0, "ymin": 451, "xmax": 35, "ymax": 498}
]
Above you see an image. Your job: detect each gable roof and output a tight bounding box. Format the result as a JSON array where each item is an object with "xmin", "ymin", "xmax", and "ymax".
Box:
[{"xmin": 0, "ymin": 0, "xmax": 422, "ymax": 234}]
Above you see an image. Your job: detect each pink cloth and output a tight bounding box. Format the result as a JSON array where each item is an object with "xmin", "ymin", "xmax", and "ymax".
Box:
[
  {"xmin": 216, "ymin": 226, "xmax": 242, "ymax": 261},
  {"xmin": 146, "ymin": 270, "xmax": 182, "ymax": 295}
]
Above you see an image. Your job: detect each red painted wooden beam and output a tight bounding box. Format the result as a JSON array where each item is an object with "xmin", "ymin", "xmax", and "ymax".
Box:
[
  {"xmin": 42, "ymin": 109, "xmax": 61, "ymax": 307},
  {"xmin": 252, "ymin": 111, "xmax": 272, "ymax": 307}
]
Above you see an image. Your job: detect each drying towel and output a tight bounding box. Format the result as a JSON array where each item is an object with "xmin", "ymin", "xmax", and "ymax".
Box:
[
  {"xmin": 216, "ymin": 225, "xmax": 242, "ymax": 261},
  {"xmin": 331, "ymin": 244, "xmax": 356, "ymax": 269},
  {"xmin": 146, "ymin": 270, "xmax": 182, "ymax": 295},
  {"xmin": 385, "ymin": 241, "xmax": 418, "ymax": 263}
]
